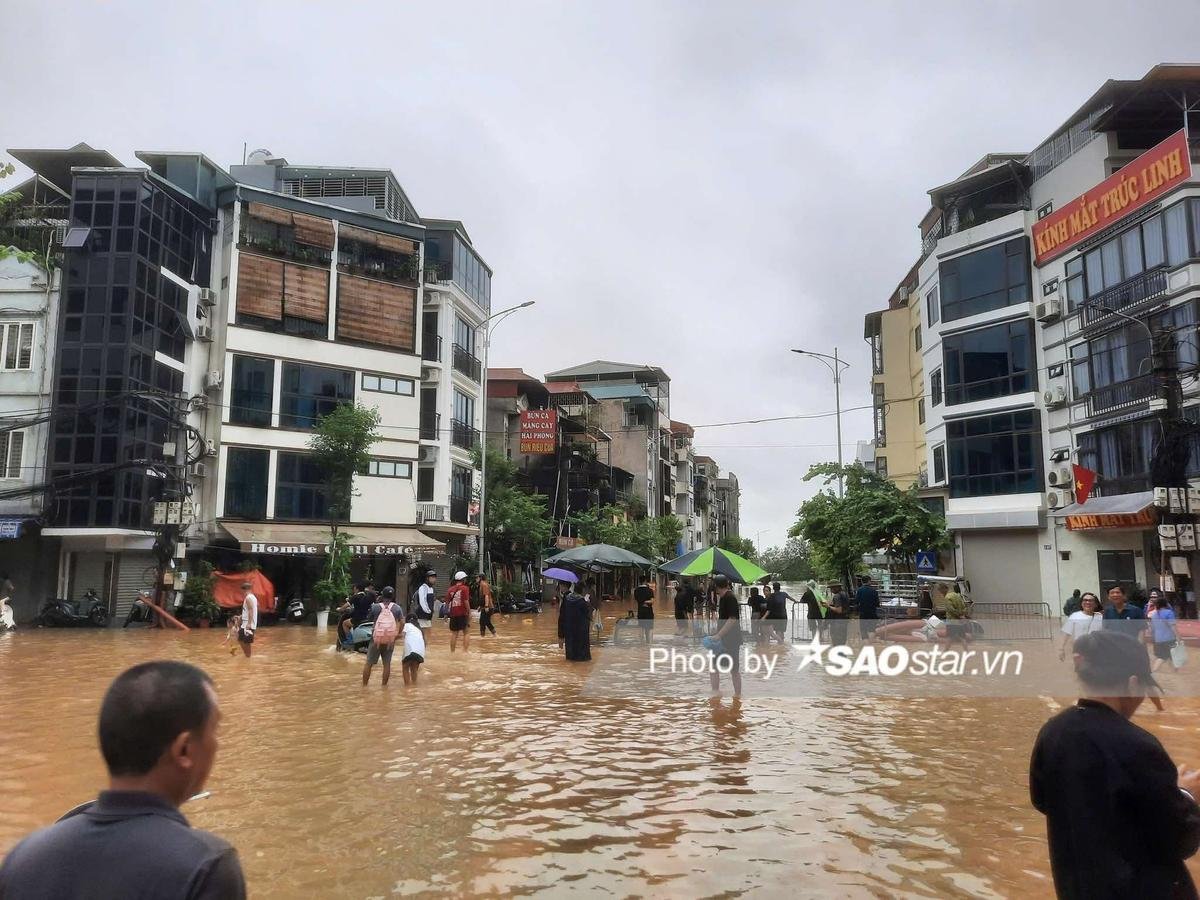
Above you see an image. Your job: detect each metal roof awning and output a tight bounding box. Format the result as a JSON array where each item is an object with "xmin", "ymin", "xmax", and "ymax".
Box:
[
  {"xmin": 221, "ymin": 522, "xmax": 444, "ymax": 556},
  {"xmin": 1052, "ymin": 490, "xmax": 1155, "ymax": 518}
]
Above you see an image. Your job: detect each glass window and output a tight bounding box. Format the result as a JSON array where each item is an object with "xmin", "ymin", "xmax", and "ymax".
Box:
[
  {"xmin": 918, "ymin": 398, "xmax": 926, "ymax": 425},
  {"xmin": 360, "ymin": 372, "xmax": 415, "ymax": 396},
  {"xmin": 930, "ymin": 368, "xmax": 942, "ymax": 407},
  {"xmin": 224, "ymin": 447, "xmax": 268, "ymax": 518},
  {"xmin": 933, "ymin": 444, "xmax": 946, "ymax": 484},
  {"xmin": 914, "ymin": 325, "xmax": 922, "ymax": 351},
  {"xmin": 1070, "ymin": 343, "xmax": 1090, "ymax": 399},
  {"xmin": 1121, "ymin": 227, "xmax": 1144, "ymax": 278},
  {"xmin": 364, "ymin": 458, "xmax": 413, "ymax": 479},
  {"xmin": 417, "ymin": 466, "xmax": 435, "ymax": 501},
  {"xmin": 279, "ymin": 363, "xmax": 354, "ymax": 428},
  {"xmin": 946, "ymin": 410, "xmax": 1043, "ymax": 498},
  {"xmin": 1100, "ymin": 239, "xmax": 1123, "ymax": 289},
  {"xmin": 943, "ymin": 319, "xmax": 1036, "ymax": 405},
  {"xmin": 926, "ymin": 286, "xmax": 939, "ymax": 326},
  {"xmin": 454, "ymin": 317, "xmax": 477, "ymax": 356},
  {"xmin": 1078, "ymin": 418, "xmax": 1159, "ymax": 496},
  {"xmin": 451, "ymin": 464, "xmax": 472, "ymax": 500},
  {"xmin": 1143, "ymin": 214, "xmax": 1165, "ymax": 269},
  {"xmin": 453, "ymin": 389, "xmax": 475, "ymax": 425},
  {"xmin": 230, "ymin": 356, "xmax": 274, "ymax": 427},
  {"xmin": 939, "ymin": 237, "xmax": 1030, "ymax": 322},
  {"xmin": 1165, "ymin": 202, "xmax": 1189, "ymax": 266},
  {"xmin": 0, "ymin": 323, "xmax": 35, "ymax": 371},
  {"xmin": 1065, "ymin": 257, "xmax": 1085, "ymax": 310},
  {"xmin": 275, "ymin": 451, "xmax": 337, "ymax": 520}
]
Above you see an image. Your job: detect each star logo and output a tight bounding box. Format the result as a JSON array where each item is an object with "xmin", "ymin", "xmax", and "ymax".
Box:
[{"xmin": 795, "ymin": 634, "xmax": 830, "ymax": 672}]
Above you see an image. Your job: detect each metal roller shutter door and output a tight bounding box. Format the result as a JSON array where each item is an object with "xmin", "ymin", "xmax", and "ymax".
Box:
[
  {"xmin": 114, "ymin": 552, "xmax": 157, "ymax": 621},
  {"xmin": 960, "ymin": 531, "xmax": 1040, "ymax": 605}
]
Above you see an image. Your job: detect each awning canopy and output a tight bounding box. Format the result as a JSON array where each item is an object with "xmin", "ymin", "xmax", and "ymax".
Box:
[
  {"xmin": 221, "ymin": 522, "xmax": 444, "ymax": 557},
  {"xmin": 1053, "ymin": 490, "xmax": 1158, "ymax": 531}
]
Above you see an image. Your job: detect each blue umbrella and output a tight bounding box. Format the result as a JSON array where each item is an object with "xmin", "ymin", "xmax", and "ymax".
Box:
[{"xmin": 542, "ymin": 567, "xmax": 579, "ymax": 583}]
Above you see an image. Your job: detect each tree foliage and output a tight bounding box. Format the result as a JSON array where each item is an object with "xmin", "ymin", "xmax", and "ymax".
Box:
[
  {"xmin": 791, "ymin": 462, "xmax": 951, "ymax": 582},
  {"xmin": 569, "ymin": 504, "xmax": 683, "ymax": 560},
  {"xmin": 757, "ymin": 537, "xmax": 814, "ymax": 582},
  {"xmin": 475, "ymin": 447, "xmax": 553, "ymax": 568},
  {"xmin": 717, "ymin": 535, "xmax": 757, "ymax": 560},
  {"xmin": 0, "ymin": 163, "xmax": 59, "ymax": 270}
]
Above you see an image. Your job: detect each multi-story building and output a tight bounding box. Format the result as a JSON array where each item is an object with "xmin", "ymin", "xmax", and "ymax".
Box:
[
  {"xmin": 543, "ymin": 361, "xmax": 672, "ymax": 518},
  {"xmin": 912, "ymin": 64, "xmax": 1200, "ymax": 607},
  {"xmin": 6, "ymin": 144, "xmax": 486, "ymax": 617},
  {"xmin": 693, "ymin": 455, "xmax": 720, "ymax": 548},
  {"xmin": 714, "ymin": 471, "xmax": 741, "ymax": 542},
  {"xmin": 671, "ymin": 420, "xmax": 697, "ymax": 552}
]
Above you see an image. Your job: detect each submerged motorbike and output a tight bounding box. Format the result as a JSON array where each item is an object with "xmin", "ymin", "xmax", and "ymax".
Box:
[
  {"xmin": 499, "ymin": 593, "xmax": 541, "ymax": 615},
  {"xmin": 284, "ymin": 598, "xmax": 307, "ymax": 623},
  {"xmin": 36, "ymin": 589, "xmax": 110, "ymax": 627}
]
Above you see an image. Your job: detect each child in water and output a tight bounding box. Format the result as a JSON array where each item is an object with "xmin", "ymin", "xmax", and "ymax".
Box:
[{"xmin": 225, "ymin": 615, "xmax": 242, "ymax": 655}]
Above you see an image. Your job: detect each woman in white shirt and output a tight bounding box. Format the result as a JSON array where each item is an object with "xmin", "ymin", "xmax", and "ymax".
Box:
[{"xmin": 1058, "ymin": 592, "xmax": 1102, "ymax": 660}]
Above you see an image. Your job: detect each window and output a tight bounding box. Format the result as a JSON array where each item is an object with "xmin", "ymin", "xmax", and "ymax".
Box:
[
  {"xmin": 1064, "ymin": 257, "xmax": 1085, "ymax": 310},
  {"xmin": 450, "ymin": 464, "xmax": 473, "ymax": 523},
  {"xmin": 230, "ymin": 356, "xmax": 274, "ymax": 426},
  {"xmin": 417, "ymin": 466, "xmax": 435, "ymax": 501},
  {"xmin": 946, "ymin": 410, "xmax": 1042, "ymax": 498},
  {"xmin": 454, "ymin": 317, "xmax": 477, "ymax": 357},
  {"xmin": 939, "ymin": 237, "xmax": 1030, "ymax": 322},
  {"xmin": 872, "ymin": 382, "xmax": 886, "ymax": 447},
  {"xmin": 279, "ymin": 363, "xmax": 354, "ymax": 429},
  {"xmin": 943, "ymin": 318, "xmax": 1036, "ymax": 405},
  {"xmin": 914, "ymin": 325, "xmax": 922, "ymax": 351},
  {"xmin": 932, "ymin": 444, "xmax": 946, "ymax": 484},
  {"xmin": 1070, "ymin": 343, "xmax": 1090, "ymax": 399},
  {"xmin": 0, "ymin": 323, "xmax": 34, "ymax": 371},
  {"xmin": 363, "ymin": 458, "xmax": 413, "ymax": 479},
  {"xmin": 275, "ymin": 452, "xmax": 338, "ymax": 520},
  {"xmin": 931, "ymin": 367, "xmax": 943, "ymax": 407},
  {"xmin": 875, "ymin": 456, "xmax": 888, "ymax": 478},
  {"xmin": 1074, "ymin": 302, "xmax": 1197, "ymax": 402},
  {"xmin": 361, "ymin": 373, "xmax": 415, "ymax": 396},
  {"xmin": 918, "ymin": 398, "xmax": 926, "ymax": 425},
  {"xmin": 926, "ymin": 287, "xmax": 939, "ymax": 326},
  {"xmin": 1077, "ymin": 418, "xmax": 1160, "ymax": 496},
  {"xmin": 224, "ymin": 447, "xmax": 268, "ymax": 518},
  {"xmin": 0, "ymin": 431, "xmax": 24, "ymax": 478},
  {"xmin": 453, "ymin": 389, "xmax": 475, "ymax": 426}
]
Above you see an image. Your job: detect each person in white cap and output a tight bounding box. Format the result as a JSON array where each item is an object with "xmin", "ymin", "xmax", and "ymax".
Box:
[{"xmin": 446, "ymin": 571, "xmax": 472, "ymax": 652}]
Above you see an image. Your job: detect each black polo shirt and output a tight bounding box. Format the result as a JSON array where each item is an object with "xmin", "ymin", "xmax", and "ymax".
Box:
[{"xmin": 0, "ymin": 791, "xmax": 246, "ymax": 899}]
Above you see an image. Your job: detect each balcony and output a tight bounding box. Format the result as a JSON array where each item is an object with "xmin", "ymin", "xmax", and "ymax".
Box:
[
  {"xmin": 452, "ymin": 343, "xmax": 482, "ymax": 382},
  {"xmin": 1079, "ymin": 267, "xmax": 1168, "ymax": 332},
  {"xmin": 451, "ymin": 419, "xmax": 479, "ymax": 451},
  {"xmin": 418, "ymin": 502, "xmax": 447, "ymax": 523},
  {"xmin": 1087, "ymin": 374, "xmax": 1156, "ymax": 416},
  {"xmin": 422, "ymin": 333, "xmax": 442, "ymax": 363},
  {"xmin": 420, "ymin": 412, "xmax": 440, "ymax": 441},
  {"xmin": 240, "ymin": 228, "xmax": 332, "ymax": 267},
  {"xmin": 450, "ymin": 496, "xmax": 470, "ymax": 525}
]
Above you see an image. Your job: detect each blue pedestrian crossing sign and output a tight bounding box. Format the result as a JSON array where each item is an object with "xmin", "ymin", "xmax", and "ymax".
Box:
[{"xmin": 915, "ymin": 550, "xmax": 937, "ymax": 574}]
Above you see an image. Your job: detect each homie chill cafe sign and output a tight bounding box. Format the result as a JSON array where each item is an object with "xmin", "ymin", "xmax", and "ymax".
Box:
[
  {"xmin": 244, "ymin": 541, "xmax": 412, "ymax": 557},
  {"xmin": 1032, "ymin": 129, "xmax": 1192, "ymax": 266}
]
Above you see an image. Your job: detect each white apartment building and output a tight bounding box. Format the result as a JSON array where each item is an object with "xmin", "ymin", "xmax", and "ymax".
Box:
[
  {"xmin": 671, "ymin": 420, "xmax": 697, "ymax": 552},
  {"xmin": 917, "ymin": 64, "xmax": 1200, "ymax": 610}
]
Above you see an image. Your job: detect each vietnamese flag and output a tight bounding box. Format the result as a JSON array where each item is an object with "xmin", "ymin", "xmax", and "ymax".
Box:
[{"xmin": 1072, "ymin": 464, "xmax": 1097, "ymax": 505}]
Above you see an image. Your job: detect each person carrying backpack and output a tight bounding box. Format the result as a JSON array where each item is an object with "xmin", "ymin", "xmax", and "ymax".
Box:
[{"xmin": 362, "ymin": 593, "xmax": 403, "ymax": 686}]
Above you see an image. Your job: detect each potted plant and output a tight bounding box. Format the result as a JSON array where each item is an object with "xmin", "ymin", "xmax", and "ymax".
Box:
[{"xmin": 179, "ymin": 561, "xmax": 220, "ymax": 628}]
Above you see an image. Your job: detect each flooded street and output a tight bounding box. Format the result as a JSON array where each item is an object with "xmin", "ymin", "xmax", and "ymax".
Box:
[{"xmin": 2, "ymin": 612, "xmax": 1198, "ymax": 898}]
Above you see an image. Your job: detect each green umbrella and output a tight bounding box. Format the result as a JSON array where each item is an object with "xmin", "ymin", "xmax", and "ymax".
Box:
[
  {"xmin": 659, "ymin": 547, "xmax": 769, "ymax": 584},
  {"xmin": 544, "ymin": 543, "xmax": 653, "ymax": 569}
]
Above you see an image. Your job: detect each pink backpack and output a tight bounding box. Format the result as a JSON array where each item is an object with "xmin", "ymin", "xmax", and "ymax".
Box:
[{"xmin": 372, "ymin": 602, "xmax": 399, "ymax": 646}]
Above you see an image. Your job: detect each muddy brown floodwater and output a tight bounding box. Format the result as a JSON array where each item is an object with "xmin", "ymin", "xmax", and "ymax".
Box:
[{"xmin": 1, "ymin": 610, "xmax": 1198, "ymax": 898}]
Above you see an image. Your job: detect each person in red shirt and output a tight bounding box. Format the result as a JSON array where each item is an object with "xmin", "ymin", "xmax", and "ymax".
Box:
[{"xmin": 447, "ymin": 571, "xmax": 472, "ymax": 652}]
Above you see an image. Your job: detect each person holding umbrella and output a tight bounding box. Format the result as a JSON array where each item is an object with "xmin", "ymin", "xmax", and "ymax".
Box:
[{"xmin": 555, "ymin": 575, "xmax": 591, "ymax": 662}]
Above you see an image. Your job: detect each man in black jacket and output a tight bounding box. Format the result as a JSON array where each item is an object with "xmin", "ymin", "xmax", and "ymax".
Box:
[{"xmin": 1030, "ymin": 630, "xmax": 1200, "ymax": 899}]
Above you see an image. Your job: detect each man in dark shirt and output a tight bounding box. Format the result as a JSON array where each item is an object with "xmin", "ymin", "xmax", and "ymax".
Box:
[
  {"xmin": 767, "ymin": 581, "xmax": 790, "ymax": 644},
  {"xmin": 710, "ymin": 575, "xmax": 743, "ymax": 696},
  {"xmin": 634, "ymin": 575, "xmax": 655, "ymax": 644},
  {"xmin": 1030, "ymin": 630, "xmax": 1200, "ymax": 899},
  {"xmin": 854, "ymin": 575, "xmax": 880, "ymax": 640},
  {"xmin": 0, "ymin": 660, "xmax": 245, "ymax": 899},
  {"xmin": 673, "ymin": 579, "xmax": 696, "ymax": 634},
  {"xmin": 1102, "ymin": 585, "xmax": 1147, "ymax": 642}
]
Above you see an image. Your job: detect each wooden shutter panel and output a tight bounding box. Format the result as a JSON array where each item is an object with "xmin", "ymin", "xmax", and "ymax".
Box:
[
  {"xmin": 336, "ymin": 274, "xmax": 415, "ymax": 350},
  {"xmin": 291, "ymin": 212, "xmax": 335, "ymax": 249},
  {"xmin": 283, "ymin": 263, "xmax": 330, "ymax": 323},
  {"xmin": 339, "ymin": 223, "xmax": 416, "ymax": 255},
  {"xmin": 237, "ymin": 254, "xmax": 284, "ymax": 320}
]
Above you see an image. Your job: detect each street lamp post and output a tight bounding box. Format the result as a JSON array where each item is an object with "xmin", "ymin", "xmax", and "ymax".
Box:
[
  {"xmin": 478, "ymin": 300, "xmax": 535, "ymax": 579},
  {"xmin": 791, "ymin": 348, "xmax": 851, "ymax": 497}
]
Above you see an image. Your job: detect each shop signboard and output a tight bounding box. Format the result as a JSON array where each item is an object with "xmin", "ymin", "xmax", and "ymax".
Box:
[
  {"xmin": 243, "ymin": 541, "xmax": 413, "ymax": 557},
  {"xmin": 1065, "ymin": 508, "xmax": 1157, "ymax": 531},
  {"xmin": 519, "ymin": 409, "xmax": 557, "ymax": 454}
]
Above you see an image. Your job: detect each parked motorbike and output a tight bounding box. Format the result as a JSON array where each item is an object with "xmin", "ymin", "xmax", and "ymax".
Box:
[
  {"xmin": 284, "ymin": 598, "xmax": 307, "ymax": 623},
  {"xmin": 499, "ymin": 594, "xmax": 541, "ymax": 615},
  {"xmin": 35, "ymin": 589, "xmax": 111, "ymax": 628}
]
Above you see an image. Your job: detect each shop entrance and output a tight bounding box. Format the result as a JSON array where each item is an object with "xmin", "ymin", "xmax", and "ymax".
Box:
[{"xmin": 1097, "ymin": 550, "xmax": 1137, "ymax": 598}]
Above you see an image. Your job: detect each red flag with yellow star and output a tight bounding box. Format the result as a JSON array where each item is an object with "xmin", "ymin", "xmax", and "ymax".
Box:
[{"xmin": 1072, "ymin": 464, "xmax": 1097, "ymax": 505}]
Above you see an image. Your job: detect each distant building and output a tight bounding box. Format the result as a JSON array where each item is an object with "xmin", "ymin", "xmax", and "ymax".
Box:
[
  {"xmin": 671, "ymin": 420, "xmax": 697, "ymax": 551},
  {"xmin": 715, "ymin": 471, "xmax": 740, "ymax": 542},
  {"xmin": 693, "ymin": 455, "xmax": 720, "ymax": 548}
]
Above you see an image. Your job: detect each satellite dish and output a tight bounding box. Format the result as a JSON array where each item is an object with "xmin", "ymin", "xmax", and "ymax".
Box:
[{"xmin": 246, "ymin": 148, "xmax": 273, "ymax": 165}]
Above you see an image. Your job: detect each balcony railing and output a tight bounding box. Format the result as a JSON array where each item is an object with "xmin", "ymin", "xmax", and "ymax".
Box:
[
  {"xmin": 240, "ymin": 229, "xmax": 332, "ymax": 266},
  {"xmin": 450, "ymin": 496, "xmax": 470, "ymax": 524},
  {"xmin": 418, "ymin": 502, "xmax": 447, "ymax": 523},
  {"xmin": 422, "ymin": 333, "xmax": 442, "ymax": 362},
  {"xmin": 452, "ymin": 344, "xmax": 482, "ymax": 381},
  {"xmin": 451, "ymin": 419, "xmax": 479, "ymax": 450},
  {"xmin": 420, "ymin": 412, "xmax": 440, "ymax": 441},
  {"xmin": 1086, "ymin": 374, "xmax": 1156, "ymax": 416},
  {"xmin": 1080, "ymin": 267, "xmax": 1168, "ymax": 329}
]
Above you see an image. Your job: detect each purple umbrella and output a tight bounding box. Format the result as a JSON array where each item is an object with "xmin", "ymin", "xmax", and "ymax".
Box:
[{"xmin": 542, "ymin": 567, "xmax": 579, "ymax": 583}]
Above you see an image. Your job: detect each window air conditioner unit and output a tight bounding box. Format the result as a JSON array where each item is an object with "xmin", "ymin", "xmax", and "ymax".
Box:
[
  {"xmin": 1035, "ymin": 296, "xmax": 1062, "ymax": 323},
  {"xmin": 1043, "ymin": 385, "xmax": 1067, "ymax": 408},
  {"xmin": 197, "ymin": 288, "xmax": 217, "ymax": 307},
  {"xmin": 1047, "ymin": 465, "xmax": 1073, "ymax": 487},
  {"xmin": 419, "ymin": 446, "xmax": 438, "ymax": 463},
  {"xmin": 1047, "ymin": 489, "xmax": 1069, "ymax": 510},
  {"xmin": 190, "ymin": 462, "xmax": 207, "ymax": 479},
  {"xmin": 204, "ymin": 370, "xmax": 223, "ymax": 392},
  {"xmin": 196, "ymin": 324, "xmax": 214, "ymax": 342}
]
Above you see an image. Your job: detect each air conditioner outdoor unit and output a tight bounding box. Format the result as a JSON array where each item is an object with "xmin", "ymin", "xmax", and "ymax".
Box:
[
  {"xmin": 196, "ymin": 324, "xmax": 214, "ymax": 342},
  {"xmin": 421, "ymin": 366, "xmax": 436, "ymax": 381},
  {"xmin": 205, "ymin": 441, "xmax": 218, "ymax": 458},
  {"xmin": 197, "ymin": 288, "xmax": 217, "ymax": 307},
  {"xmin": 415, "ymin": 510, "xmax": 425, "ymax": 525},
  {"xmin": 190, "ymin": 462, "xmax": 207, "ymax": 479},
  {"xmin": 1047, "ymin": 489, "xmax": 1068, "ymax": 509},
  {"xmin": 419, "ymin": 446, "xmax": 438, "ymax": 463},
  {"xmin": 204, "ymin": 370, "xmax": 223, "ymax": 392},
  {"xmin": 1043, "ymin": 385, "xmax": 1067, "ymax": 408},
  {"xmin": 1047, "ymin": 466, "xmax": 1073, "ymax": 487},
  {"xmin": 1035, "ymin": 295, "xmax": 1062, "ymax": 323}
]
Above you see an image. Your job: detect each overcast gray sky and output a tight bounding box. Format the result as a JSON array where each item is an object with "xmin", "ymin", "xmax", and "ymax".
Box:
[{"xmin": 4, "ymin": 0, "xmax": 1200, "ymax": 551}]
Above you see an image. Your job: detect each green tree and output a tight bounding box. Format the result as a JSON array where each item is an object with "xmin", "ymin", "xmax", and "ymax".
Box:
[
  {"xmin": 568, "ymin": 504, "xmax": 682, "ymax": 560},
  {"xmin": 757, "ymin": 537, "xmax": 814, "ymax": 581},
  {"xmin": 474, "ymin": 447, "xmax": 553, "ymax": 569},
  {"xmin": 307, "ymin": 404, "xmax": 380, "ymax": 609},
  {"xmin": 0, "ymin": 162, "xmax": 60, "ymax": 269},
  {"xmin": 791, "ymin": 462, "xmax": 950, "ymax": 583},
  {"xmin": 717, "ymin": 535, "xmax": 757, "ymax": 560}
]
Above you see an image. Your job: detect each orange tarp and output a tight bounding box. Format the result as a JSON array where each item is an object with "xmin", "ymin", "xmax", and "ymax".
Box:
[{"xmin": 212, "ymin": 570, "xmax": 277, "ymax": 612}]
